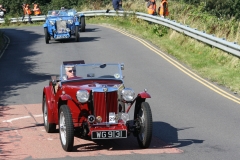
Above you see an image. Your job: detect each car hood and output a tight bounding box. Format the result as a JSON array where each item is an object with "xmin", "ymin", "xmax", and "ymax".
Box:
[{"xmin": 61, "ymin": 82, "xmax": 124, "ymax": 94}]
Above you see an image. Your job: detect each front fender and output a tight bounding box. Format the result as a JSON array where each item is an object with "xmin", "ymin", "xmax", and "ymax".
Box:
[
  {"xmin": 43, "ymin": 23, "xmax": 47, "ymax": 28},
  {"xmin": 75, "ymin": 21, "xmax": 79, "ymax": 26},
  {"xmin": 137, "ymin": 91, "xmax": 151, "ymax": 99},
  {"xmin": 43, "ymin": 86, "xmax": 55, "ymax": 123},
  {"xmin": 79, "ymin": 13, "xmax": 85, "ymax": 17}
]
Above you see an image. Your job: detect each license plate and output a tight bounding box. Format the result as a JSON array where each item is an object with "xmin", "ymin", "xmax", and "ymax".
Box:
[
  {"xmin": 55, "ymin": 34, "xmax": 69, "ymax": 39},
  {"xmin": 92, "ymin": 130, "xmax": 127, "ymax": 139}
]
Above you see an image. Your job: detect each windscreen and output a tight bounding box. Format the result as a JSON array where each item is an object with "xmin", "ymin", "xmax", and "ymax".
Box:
[{"xmin": 60, "ymin": 63, "xmax": 123, "ymax": 81}]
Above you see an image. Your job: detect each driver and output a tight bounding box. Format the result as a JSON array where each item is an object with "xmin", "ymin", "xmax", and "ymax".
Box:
[
  {"xmin": 65, "ymin": 65, "xmax": 77, "ymax": 79},
  {"xmin": 55, "ymin": 65, "xmax": 78, "ymax": 93},
  {"xmin": 55, "ymin": 65, "xmax": 81, "ymax": 93},
  {"xmin": 52, "ymin": 10, "xmax": 57, "ymax": 15}
]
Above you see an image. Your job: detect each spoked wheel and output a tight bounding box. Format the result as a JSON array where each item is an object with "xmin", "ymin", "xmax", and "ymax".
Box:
[
  {"xmin": 75, "ymin": 26, "xmax": 79, "ymax": 42},
  {"xmin": 42, "ymin": 95, "xmax": 56, "ymax": 133},
  {"xmin": 59, "ymin": 105, "xmax": 74, "ymax": 152},
  {"xmin": 80, "ymin": 16, "xmax": 85, "ymax": 32},
  {"xmin": 44, "ymin": 28, "xmax": 49, "ymax": 44},
  {"xmin": 135, "ymin": 102, "xmax": 152, "ymax": 148}
]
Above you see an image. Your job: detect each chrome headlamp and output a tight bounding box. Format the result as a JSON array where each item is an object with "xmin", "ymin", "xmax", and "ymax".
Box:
[
  {"xmin": 121, "ymin": 88, "xmax": 135, "ymax": 101},
  {"xmin": 67, "ymin": 19, "xmax": 73, "ymax": 24},
  {"xmin": 49, "ymin": 20, "xmax": 55, "ymax": 26},
  {"xmin": 76, "ymin": 90, "xmax": 89, "ymax": 103}
]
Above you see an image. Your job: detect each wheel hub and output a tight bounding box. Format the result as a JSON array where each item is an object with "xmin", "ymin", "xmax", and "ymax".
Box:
[{"xmin": 60, "ymin": 112, "xmax": 67, "ymax": 145}]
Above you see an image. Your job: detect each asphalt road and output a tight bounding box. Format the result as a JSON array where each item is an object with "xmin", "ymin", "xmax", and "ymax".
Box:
[{"xmin": 0, "ymin": 25, "xmax": 240, "ymax": 160}]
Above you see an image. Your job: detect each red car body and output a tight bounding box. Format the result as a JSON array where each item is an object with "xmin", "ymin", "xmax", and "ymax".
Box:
[{"xmin": 42, "ymin": 60, "xmax": 153, "ymax": 151}]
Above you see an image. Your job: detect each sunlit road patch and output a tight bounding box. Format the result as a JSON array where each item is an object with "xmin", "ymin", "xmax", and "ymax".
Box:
[{"xmin": 0, "ymin": 104, "xmax": 183, "ymax": 159}]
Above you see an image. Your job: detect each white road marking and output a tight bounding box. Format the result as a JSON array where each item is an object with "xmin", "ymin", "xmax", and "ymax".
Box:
[{"xmin": 2, "ymin": 114, "xmax": 43, "ymax": 123}]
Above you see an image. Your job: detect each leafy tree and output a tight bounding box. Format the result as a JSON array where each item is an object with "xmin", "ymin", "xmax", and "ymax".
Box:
[
  {"xmin": 205, "ymin": 0, "xmax": 240, "ymax": 19},
  {"xmin": 232, "ymin": 0, "xmax": 240, "ymax": 19},
  {"xmin": 174, "ymin": 0, "xmax": 240, "ymax": 19},
  {"xmin": 50, "ymin": 0, "xmax": 77, "ymax": 9},
  {"xmin": 0, "ymin": 0, "xmax": 240, "ymax": 19}
]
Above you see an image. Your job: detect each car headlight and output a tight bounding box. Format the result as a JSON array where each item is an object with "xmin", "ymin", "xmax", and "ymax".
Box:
[
  {"xmin": 49, "ymin": 20, "xmax": 55, "ymax": 25},
  {"xmin": 76, "ymin": 90, "xmax": 89, "ymax": 103},
  {"xmin": 121, "ymin": 88, "xmax": 135, "ymax": 101},
  {"xmin": 67, "ymin": 19, "xmax": 73, "ymax": 24}
]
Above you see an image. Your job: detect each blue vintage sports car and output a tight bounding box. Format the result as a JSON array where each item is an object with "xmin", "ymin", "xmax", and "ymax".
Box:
[{"xmin": 43, "ymin": 9, "xmax": 85, "ymax": 44}]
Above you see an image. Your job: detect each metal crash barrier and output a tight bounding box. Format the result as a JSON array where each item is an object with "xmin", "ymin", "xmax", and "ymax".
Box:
[{"xmin": 0, "ymin": 10, "xmax": 239, "ymax": 57}]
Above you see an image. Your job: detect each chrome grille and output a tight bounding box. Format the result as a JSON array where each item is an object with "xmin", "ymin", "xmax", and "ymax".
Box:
[
  {"xmin": 93, "ymin": 91, "xmax": 118, "ymax": 122},
  {"xmin": 56, "ymin": 20, "xmax": 67, "ymax": 33}
]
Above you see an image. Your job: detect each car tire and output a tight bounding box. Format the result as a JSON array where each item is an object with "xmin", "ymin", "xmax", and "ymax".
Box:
[
  {"xmin": 80, "ymin": 16, "xmax": 85, "ymax": 32},
  {"xmin": 44, "ymin": 28, "xmax": 49, "ymax": 44},
  {"xmin": 59, "ymin": 104, "xmax": 74, "ymax": 152},
  {"xmin": 75, "ymin": 26, "xmax": 79, "ymax": 42},
  {"xmin": 42, "ymin": 95, "xmax": 56, "ymax": 133},
  {"xmin": 135, "ymin": 102, "xmax": 152, "ymax": 148}
]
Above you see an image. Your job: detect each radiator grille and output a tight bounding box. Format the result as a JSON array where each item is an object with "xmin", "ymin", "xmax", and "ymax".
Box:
[
  {"xmin": 93, "ymin": 91, "xmax": 118, "ymax": 122},
  {"xmin": 56, "ymin": 20, "xmax": 67, "ymax": 33}
]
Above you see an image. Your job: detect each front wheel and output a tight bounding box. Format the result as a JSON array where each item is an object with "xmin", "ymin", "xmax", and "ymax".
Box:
[
  {"xmin": 75, "ymin": 26, "xmax": 79, "ymax": 42},
  {"xmin": 44, "ymin": 28, "xmax": 49, "ymax": 44},
  {"xmin": 80, "ymin": 16, "xmax": 85, "ymax": 32},
  {"xmin": 135, "ymin": 102, "xmax": 152, "ymax": 148},
  {"xmin": 42, "ymin": 95, "xmax": 56, "ymax": 133},
  {"xmin": 59, "ymin": 105, "xmax": 74, "ymax": 152}
]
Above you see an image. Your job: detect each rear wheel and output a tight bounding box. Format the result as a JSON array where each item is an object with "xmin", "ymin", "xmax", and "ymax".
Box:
[
  {"xmin": 59, "ymin": 105, "xmax": 74, "ymax": 152},
  {"xmin": 44, "ymin": 28, "xmax": 49, "ymax": 44},
  {"xmin": 75, "ymin": 26, "xmax": 79, "ymax": 42},
  {"xmin": 42, "ymin": 95, "xmax": 56, "ymax": 133},
  {"xmin": 80, "ymin": 16, "xmax": 85, "ymax": 32},
  {"xmin": 135, "ymin": 102, "xmax": 152, "ymax": 148}
]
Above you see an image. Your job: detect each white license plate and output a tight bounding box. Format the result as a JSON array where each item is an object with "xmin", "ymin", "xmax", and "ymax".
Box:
[
  {"xmin": 92, "ymin": 130, "xmax": 127, "ymax": 139},
  {"xmin": 55, "ymin": 35, "xmax": 68, "ymax": 39}
]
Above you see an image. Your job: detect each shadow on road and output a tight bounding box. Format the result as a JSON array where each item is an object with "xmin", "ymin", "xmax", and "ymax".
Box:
[
  {"xmin": 153, "ymin": 121, "xmax": 204, "ymax": 148},
  {"xmin": 71, "ymin": 121, "xmax": 204, "ymax": 152},
  {"xmin": 50, "ymin": 36, "xmax": 100, "ymax": 44},
  {"xmin": 0, "ymin": 28, "xmax": 52, "ymax": 106},
  {"xmin": 84, "ymin": 28, "xmax": 98, "ymax": 32}
]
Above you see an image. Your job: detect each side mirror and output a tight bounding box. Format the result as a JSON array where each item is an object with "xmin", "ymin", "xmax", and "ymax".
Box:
[
  {"xmin": 51, "ymin": 76, "xmax": 57, "ymax": 86},
  {"xmin": 121, "ymin": 63, "xmax": 124, "ymax": 70}
]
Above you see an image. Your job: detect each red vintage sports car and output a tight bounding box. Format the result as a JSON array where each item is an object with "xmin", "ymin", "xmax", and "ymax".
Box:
[{"xmin": 42, "ymin": 60, "xmax": 152, "ymax": 151}]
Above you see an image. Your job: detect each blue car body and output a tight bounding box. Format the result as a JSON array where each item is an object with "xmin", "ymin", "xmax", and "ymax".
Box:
[{"xmin": 43, "ymin": 9, "xmax": 82, "ymax": 44}]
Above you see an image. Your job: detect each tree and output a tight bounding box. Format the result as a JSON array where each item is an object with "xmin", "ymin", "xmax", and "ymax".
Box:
[{"xmin": 50, "ymin": 0, "xmax": 78, "ymax": 9}]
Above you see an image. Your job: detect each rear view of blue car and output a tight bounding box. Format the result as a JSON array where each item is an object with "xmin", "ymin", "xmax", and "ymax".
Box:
[{"xmin": 43, "ymin": 9, "xmax": 81, "ymax": 44}]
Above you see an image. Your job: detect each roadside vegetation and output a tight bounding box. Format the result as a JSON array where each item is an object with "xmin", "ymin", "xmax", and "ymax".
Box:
[{"xmin": 0, "ymin": 0, "xmax": 240, "ymax": 94}]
